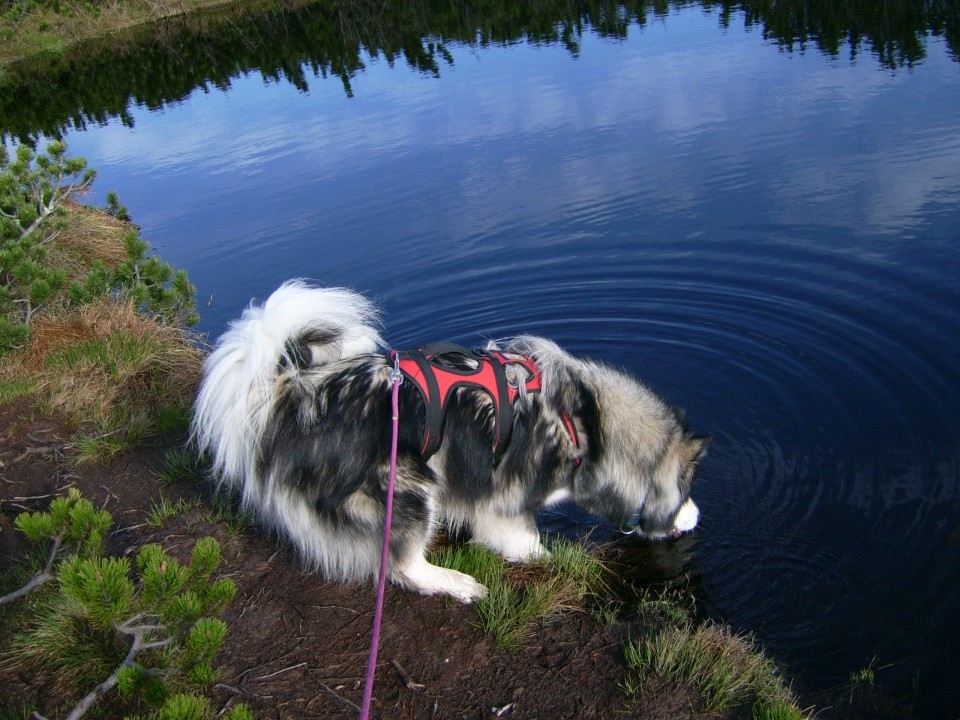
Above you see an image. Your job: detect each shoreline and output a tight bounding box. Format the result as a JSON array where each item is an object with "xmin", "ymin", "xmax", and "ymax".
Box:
[{"xmin": 0, "ymin": 0, "xmax": 276, "ymax": 66}]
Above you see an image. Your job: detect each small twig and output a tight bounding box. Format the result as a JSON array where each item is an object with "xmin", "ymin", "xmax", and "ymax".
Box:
[
  {"xmin": 0, "ymin": 570, "xmax": 54, "ymax": 605},
  {"xmin": 110, "ymin": 523, "xmax": 149, "ymax": 535},
  {"xmin": 317, "ymin": 681, "xmax": 361, "ymax": 712},
  {"xmin": 4, "ymin": 484, "xmax": 76, "ymax": 503},
  {"xmin": 99, "ymin": 486, "xmax": 119, "ymax": 510},
  {"xmin": 214, "ymin": 683, "xmax": 245, "ymax": 696},
  {"xmin": 63, "ymin": 634, "xmax": 144, "ymax": 720},
  {"xmin": 12, "ymin": 446, "xmax": 55, "ymax": 462},
  {"xmin": 391, "ymin": 659, "xmax": 426, "ymax": 691},
  {"xmin": 251, "ymin": 662, "xmax": 307, "ymax": 681}
]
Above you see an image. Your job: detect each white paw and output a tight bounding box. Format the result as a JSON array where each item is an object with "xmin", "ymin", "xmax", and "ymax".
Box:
[
  {"xmin": 499, "ymin": 541, "xmax": 550, "ymax": 563},
  {"xmin": 449, "ymin": 571, "xmax": 489, "ymax": 604},
  {"xmin": 394, "ymin": 559, "xmax": 488, "ymax": 603}
]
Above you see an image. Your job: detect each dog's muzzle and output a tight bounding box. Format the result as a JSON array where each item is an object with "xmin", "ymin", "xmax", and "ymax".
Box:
[{"xmin": 622, "ymin": 498, "xmax": 700, "ymax": 538}]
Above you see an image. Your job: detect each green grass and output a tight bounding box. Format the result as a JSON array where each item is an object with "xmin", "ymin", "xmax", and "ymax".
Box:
[
  {"xmin": 0, "ymin": 378, "xmax": 38, "ymax": 403},
  {"xmin": 849, "ymin": 661, "xmax": 876, "ymax": 686},
  {"xmin": 36, "ymin": 306, "xmax": 201, "ymax": 462},
  {"xmin": 0, "ymin": 0, "xmax": 252, "ymax": 65},
  {"xmin": 153, "ymin": 403, "xmax": 192, "ymax": 433},
  {"xmin": 145, "ymin": 495, "xmax": 196, "ymax": 528},
  {"xmin": 72, "ymin": 421, "xmax": 142, "ymax": 464},
  {"xmin": 202, "ymin": 495, "xmax": 251, "ymax": 539},
  {"xmin": 752, "ymin": 704, "xmax": 809, "ymax": 720},
  {"xmin": 432, "ymin": 539, "xmax": 606, "ymax": 649},
  {"xmin": 154, "ymin": 448, "xmax": 207, "ymax": 485},
  {"xmin": 623, "ymin": 590, "xmax": 807, "ymax": 718},
  {"xmin": 8, "ymin": 591, "xmax": 128, "ymax": 692},
  {"xmin": 46, "ymin": 331, "xmax": 156, "ymax": 378},
  {"xmin": 0, "ymin": 704, "xmax": 38, "ymax": 720},
  {"xmin": 153, "ymin": 449, "xmax": 251, "ymax": 537}
]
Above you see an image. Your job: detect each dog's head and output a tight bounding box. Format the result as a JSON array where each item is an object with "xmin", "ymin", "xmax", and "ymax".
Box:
[
  {"xmin": 500, "ymin": 336, "xmax": 709, "ymax": 540},
  {"xmin": 572, "ymin": 365, "xmax": 709, "ymax": 540}
]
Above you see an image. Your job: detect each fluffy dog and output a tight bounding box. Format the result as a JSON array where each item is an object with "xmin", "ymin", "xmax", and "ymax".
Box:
[{"xmin": 191, "ymin": 281, "xmax": 708, "ymax": 602}]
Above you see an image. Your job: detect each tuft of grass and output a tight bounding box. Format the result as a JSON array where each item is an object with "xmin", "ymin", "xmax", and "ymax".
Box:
[
  {"xmin": 202, "ymin": 495, "xmax": 251, "ymax": 539},
  {"xmin": 752, "ymin": 704, "xmax": 809, "ymax": 720},
  {"xmin": 154, "ymin": 403, "xmax": 192, "ymax": 433},
  {"xmin": 23, "ymin": 298, "xmax": 202, "ymax": 459},
  {"xmin": 72, "ymin": 414, "xmax": 149, "ymax": 464},
  {"xmin": 145, "ymin": 496, "xmax": 196, "ymax": 528},
  {"xmin": 841, "ymin": 657, "xmax": 895, "ymax": 712},
  {"xmin": 6, "ymin": 591, "xmax": 128, "ymax": 697},
  {"xmin": 0, "ymin": 546, "xmax": 49, "ymax": 633},
  {"xmin": 623, "ymin": 590, "xmax": 806, "ymax": 717},
  {"xmin": 154, "ymin": 448, "xmax": 207, "ymax": 486},
  {"xmin": 433, "ymin": 539, "xmax": 606, "ymax": 649},
  {"xmin": 0, "ymin": 704, "xmax": 37, "ymax": 720},
  {"xmin": 849, "ymin": 662, "xmax": 876, "ymax": 686},
  {"xmin": 44, "ymin": 199, "xmax": 130, "ymax": 280},
  {"xmin": 0, "ymin": 377, "xmax": 38, "ymax": 403},
  {"xmin": 547, "ymin": 536, "xmax": 608, "ymax": 600}
]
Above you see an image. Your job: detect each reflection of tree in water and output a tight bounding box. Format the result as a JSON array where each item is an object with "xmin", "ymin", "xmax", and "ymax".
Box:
[
  {"xmin": 731, "ymin": 0, "xmax": 960, "ymax": 68},
  {"xmin": 2, "ymin": 0, "xmax": 958, "ymax": 143}
]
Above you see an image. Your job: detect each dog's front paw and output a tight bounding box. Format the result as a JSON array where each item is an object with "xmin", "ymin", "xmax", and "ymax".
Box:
[
  {"xmin": 395, "ymin": 559, "xmax": 488, "ymax": 603},
  {"xmin": 450, "ymin": 572, "xmax": 488, "ymax": 604}
]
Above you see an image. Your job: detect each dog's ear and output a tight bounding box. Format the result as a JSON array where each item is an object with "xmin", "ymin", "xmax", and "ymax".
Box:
[{"xmin": 679, "ymin": 433, "xmax": 711, "ymax": 482}]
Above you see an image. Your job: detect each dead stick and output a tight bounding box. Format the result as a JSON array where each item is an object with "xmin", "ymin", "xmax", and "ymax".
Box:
[{"xmin": 391, "ymin": 659, "xmax": 426, "ymax": 691}]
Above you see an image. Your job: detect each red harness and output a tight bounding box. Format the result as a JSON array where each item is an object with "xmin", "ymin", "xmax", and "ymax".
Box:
[
  {"xmin": 392, "ymin": 344, "xmax": 543, "ymax": 460},
  {"xmin": 391, "ymin": 344, "xmax": 582, "ymax": 463}
]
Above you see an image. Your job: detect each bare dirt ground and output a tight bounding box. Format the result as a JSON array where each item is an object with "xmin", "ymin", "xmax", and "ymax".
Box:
[{"xmin": 0, "ymin": 396, "xmax": 905, "ymax": 720}]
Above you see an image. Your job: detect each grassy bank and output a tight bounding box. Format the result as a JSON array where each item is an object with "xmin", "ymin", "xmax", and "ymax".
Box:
[
  {"xmin": 0, "ymin": 141, "xmax": 202, "ymax": 461},
  {"xmin": 0, "ymin": 0, "xmax": 251, "ymax": 65},
  {"xmin": 624, "ymin": 590, "xmax": 808, "ymax": 718}
]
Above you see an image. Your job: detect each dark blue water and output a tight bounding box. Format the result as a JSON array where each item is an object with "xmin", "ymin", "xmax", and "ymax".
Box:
[{"xmin": 13, "ymin": 3, "xmax": 960, "ymax": 716}]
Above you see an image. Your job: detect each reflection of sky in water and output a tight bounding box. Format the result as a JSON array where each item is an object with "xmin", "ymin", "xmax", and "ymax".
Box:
[
  {"xmin": 59, "ymin": 7, "xmax": 960, "ymax": 715},
  {"xmin": 71, "ymin": 10, "xmax": 960, "ymax": 261}
]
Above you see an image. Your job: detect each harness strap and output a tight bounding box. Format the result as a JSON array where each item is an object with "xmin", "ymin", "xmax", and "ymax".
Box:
[
  {"xmin": 394, "ymin": 344, "xmax": 541, "ymax": 461},
  {"xmin": 560, "ymin": 410, "xmax": 582, "ymax": 466}
]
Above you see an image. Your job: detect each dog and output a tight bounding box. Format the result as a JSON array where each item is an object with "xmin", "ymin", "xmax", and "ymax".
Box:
[{"xmin": 191, "ymin": 280, "xmax": 708, "ymax": 602}]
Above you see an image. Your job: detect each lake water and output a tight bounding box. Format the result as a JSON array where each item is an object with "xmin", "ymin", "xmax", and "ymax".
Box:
[{"xmin": 4, "ymin": 1, "xmax": 959, "ymax": 716}]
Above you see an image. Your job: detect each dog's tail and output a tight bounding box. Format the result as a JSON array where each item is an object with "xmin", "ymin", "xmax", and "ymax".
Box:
[{"xmin": 191, "ymin": 280, "xmax": 383, "ymax": 495}]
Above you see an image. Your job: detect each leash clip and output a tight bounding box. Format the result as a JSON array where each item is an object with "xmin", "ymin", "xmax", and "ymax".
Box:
[{"xmin": 389, "ymin": 351, "xmax": 404, "ymax": 386}]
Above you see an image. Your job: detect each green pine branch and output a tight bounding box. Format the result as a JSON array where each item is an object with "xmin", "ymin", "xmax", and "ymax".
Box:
[
  {"xmin": 1, "ymin": 140, "xmax": 199, "ymax": 354},
  {"xmin": 0, "ymin": 487, "xmax": 110, "ymax": 605},
  {"xmin": 4, "ymin": 490, "xmax": 246, "ymax": 720}
]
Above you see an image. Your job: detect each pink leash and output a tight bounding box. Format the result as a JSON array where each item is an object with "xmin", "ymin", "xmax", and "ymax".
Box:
[{"xmin": 359, "ymin": 354, "xmax": 403, "ymax": 719}]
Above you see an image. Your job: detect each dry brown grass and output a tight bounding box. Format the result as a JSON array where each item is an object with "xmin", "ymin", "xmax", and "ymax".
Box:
[
  {"xmin": 14, "ymin": 298, "xmax": 202, "ymax": 453},
  {"xmin": 44, "ymin": 300, "xmax": 200, "ymax": 406},
  {"xmin": 47, "ymin": 199, "xmax": 130, "ymax": 280},
  {"xmin": 1, "ymin": 189, "xmax": 202, "ymax": 460}
]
